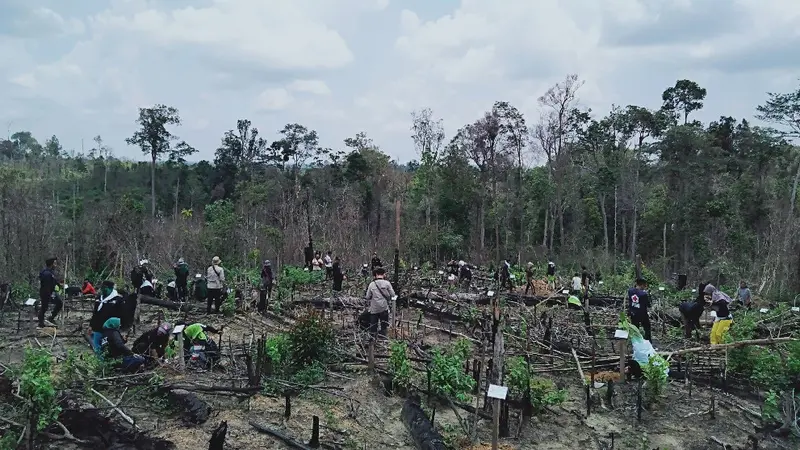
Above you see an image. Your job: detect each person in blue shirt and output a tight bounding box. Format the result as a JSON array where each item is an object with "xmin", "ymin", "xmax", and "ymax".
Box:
[{"xmin": 627, "ymin": 278, "xmax": 651, "ymax": 341}]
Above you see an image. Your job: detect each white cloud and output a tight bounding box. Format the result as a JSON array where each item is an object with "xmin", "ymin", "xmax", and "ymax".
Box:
[
  {"xmin": 287, "ymin": 80, "xmax": 331, "ymax": 95},
  {"xmin": 90, "ymin": 0, "xmax": 355, "ymax": 70},
  {"xmin": 0, "ymin": 0, "xmax": 799, "ymax": 163},
  {"xmin": 256, "ymin": 88, "xmax": 294, "ymax": 111}
]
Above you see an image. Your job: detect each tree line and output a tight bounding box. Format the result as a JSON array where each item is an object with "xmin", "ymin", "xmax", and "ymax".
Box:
[{"xmin": 1, "ymin": 75, "xmax": 798, "ymax": 299}]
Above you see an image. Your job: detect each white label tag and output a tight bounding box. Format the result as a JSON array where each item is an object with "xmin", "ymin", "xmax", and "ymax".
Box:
[
  {"xmin": 487, "ymin": 291, "xmax": 495, "ymax": 297},
  {"xmin": 438, "ymin": 271, "xmax": 444, "ymax": 275},
  {"xmin": 172, "ymin": 324, "xmax": 186, "ymax": 334},
  {"xmin": 658, "ymin": 286, "xmax": 665, "ymax": 291},
  {"xmin": 614, "ymin": 329, "xmax": 628, "ymax": 339},
  {"xmin": 561, "ymin": 289, "xmax": 570, "ymax": 294},
  {"xmin": 791, "ymin": 307, "xmax": 799, "ymax": 313},
  {"xmin": 487, "ymin": 384, "xmax": 508, "ymax": 400},
  {"xmin": 759, "ymin": 308, "xmax": 769, "ymax": 313},
  {"xmin": 25, "ymin": 298, "xmax": 37, "ymax": 306}
]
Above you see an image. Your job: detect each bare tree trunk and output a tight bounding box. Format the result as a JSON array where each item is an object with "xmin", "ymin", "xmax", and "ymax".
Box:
[
  {"xmin": 630, "ymin": 165, "xmax": 639, "ymax": 261},
  {"xmin": 663, "ymin": 222, "xmax": 667, "ymax": 278},
  {"xmin": 600, "ymin": 194, "xmax": 609, "ymax": 257},
  {"xmin": 613, "ymin": 186, "xmax": 618, "ymax": 267},
  {"xmin": 174, "ymin": 176, "xmax": 180, "ymax": 220},
  {"xmin": 542, "ymin": 202, "xmax": 549, "ymax": 248},
  {"xmin": 480, "ymin": 194, "xmax": 486, "ymax": 253},
  {"xmin": 150, "ymin": 155, "xmax": 157, "ymax": 217}
]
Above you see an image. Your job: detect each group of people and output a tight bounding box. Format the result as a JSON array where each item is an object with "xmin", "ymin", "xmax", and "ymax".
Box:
[
  {"xmin": 626, "ymin": 276, "xmax": 751, "ymax": 345},
  {"xmin": 129, "ymin": 256, "xmax": 228, "ymax": 315}
]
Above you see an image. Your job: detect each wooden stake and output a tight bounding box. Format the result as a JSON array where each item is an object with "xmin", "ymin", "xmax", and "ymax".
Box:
[
  {"xmin": 367, "ymin": 340, "xmax": 375, "ymax": 373},
  {"xmin": 309, "ymin": 416, "xmax": 320, "ymax": 448},
  {"xmin": 618, "ymin": 340, "xmax": 626, "ymax": 383},
  {"xmin": 177, "ymin": 332, "xmax": 185, "ymax": 371}
]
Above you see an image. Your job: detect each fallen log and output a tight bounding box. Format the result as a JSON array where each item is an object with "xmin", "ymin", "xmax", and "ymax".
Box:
[
  {"xmin": 162, "ymin": 383, "xmax": 261, "ymax": 394},
  {"xmin": 165, "ymin": 388, "xmax": 210, "ymax": 424},
  {"xmin": 662, "ymin": 337, "xmax": 797, "ymax": 358},
  {"xmin": 138, "ymin": 295, "xmax": 201, "ymax": 311},
  {"xmin": 249, "ymin": 420, "xmax": 314, "ymax": 450},
  {"xmin": 208, "ymin": 421, "xmax": 227, "ymax": 450},
  {"xmin": 58, "ymin": 395, "xmax": 175, "ymax": 449},
  {"xmin": 401, "ymin": 396, "xmax": 448, "ymax": 450}
]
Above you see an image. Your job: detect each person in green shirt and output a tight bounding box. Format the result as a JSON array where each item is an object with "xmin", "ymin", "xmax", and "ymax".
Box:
[{"xmin": 174, "ymin": 258, "xmax": 190, "ymax": 301}]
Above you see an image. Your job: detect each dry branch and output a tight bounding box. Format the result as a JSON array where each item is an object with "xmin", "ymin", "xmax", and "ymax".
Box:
[{"xmin": 662, "ymin": 337, "xmax": 797, "ymax": 358}]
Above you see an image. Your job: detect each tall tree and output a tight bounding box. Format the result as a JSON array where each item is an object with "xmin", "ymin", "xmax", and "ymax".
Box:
[
  {"xmin": 661, "ymin": 79, "xmax": 707, "ymax": 125},
  {"xmin": 125, "ymin": 104, "xmax": 196, "ymax": 217}
]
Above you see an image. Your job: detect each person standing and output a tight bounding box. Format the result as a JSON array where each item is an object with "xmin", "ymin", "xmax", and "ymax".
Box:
[
  {"xmin": 311, "ymin": 252, "xmax": 323, "ymax": 272},
  {"xmin": 259, "ymin": 260, "xmax": 274, "ymax": 313},
  {"xmin": 524, "ymin": 262, "xmax": 536, "ymax": 295},
  {"xmin": 38, "ymin": 257, "xmax": 62, "ymax": 328},
  {"xmin": 324, "ymin": 251, "xmax": 333, "ymax": 280},
  {"xmin": 571, "ymin": 273, "xmax": 583, "ymax": 296},
  {"xmin": 332, "ymin": 257, "xmax": 345, "ymax": 293},
  {"xmin": 627, "ymin": 278, "xmax": 652, "ymax": 341},
  {"xmin": 365, "ymin": 267, "xmax": 395, "ymax": 339},
  {"xmin": 546, "ymin": 260, "xmax": 556, "ymax": 290},
  {"xmin": 206, "ymin": 256, "xmax": 226, "ymax": 314},
  {"xmin": 736, "ymin": 281, "xmax": 752, "ymax": 309},
  {"xmin": 174, "ymin": 258, "xmax": 190, "ymax": 301},
  {"xmin": 679, "ymin": 297, "xmax": 705, "ymax": 339},
  {"xmin": 370, "ymin": 252, "xmax": 383, "ymax": 275}
]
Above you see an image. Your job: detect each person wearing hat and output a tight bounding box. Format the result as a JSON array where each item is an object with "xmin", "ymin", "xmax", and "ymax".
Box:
[
  {"xmin": 704, "ymin": 284, "xmax": 734, "ymax": 344},
  {"xmin": 360, "ymin": 263, "xmax": 370, "ymax": 279},
  {"xmin": 174, "ymin": 258, "xmax": 190, "ymax": 301},
  {"xmin": 524, "ymin": 262, "xmax": 536, "ymax": 295},
  {"xmin": 458, "ymin": 261, "xmax": 472, "ymax": 285},
  {"xmin": 130, "ymin": 260, "xmax": 150, "ymax": 294},
  {"xmin": 546, "ymin": 260, "xmax": 556, "ymax": 290},
  {"xmin": 132, "ymin": 322, "xmax": 173, "ymax": 358},
  {"xmin": 364, "ymin": 267, "xmax": 395, "ymax": 339},
  {"xmin": 100, "ymin": 317, "xmax": 145, "ymax": 372},
  {"xmin": 206, "ymin": 257, "xmax": 226, "ymax": 314},
  {"xmin": 89, "ymin": 280, "xmax": 124, "ymax": 355},
  {"xmin": 259, "ymin": 260, "xmax": 274, "ymax": 313}
]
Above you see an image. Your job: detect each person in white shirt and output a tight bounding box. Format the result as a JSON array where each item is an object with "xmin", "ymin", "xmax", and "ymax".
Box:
[
  {"xmin": 206, "ymin": 256, "xmax": 226, "ymax": 314},
  {"xmin": 571, "ymin": 273, "xmax": 582, "ymax": 295},
  {"xmin": 324, "ymin": 251, "xmax": 333, "ymax": 280},
  {"xmin": 311, "ymin": 252, "xmax": 323, "ymax": 271}
]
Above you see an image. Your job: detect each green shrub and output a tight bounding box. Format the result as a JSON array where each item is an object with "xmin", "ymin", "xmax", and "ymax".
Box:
[
  {"xmin": 506, "ymin": 356, "xmax": 567, "ymax": 413},
  {"xmin": 388, "ymin": 341, "xmax": 412, "ymax": 389},
  {"xmin": 429, "ymin": 339, "xmax": 475, "ymax": 402}
]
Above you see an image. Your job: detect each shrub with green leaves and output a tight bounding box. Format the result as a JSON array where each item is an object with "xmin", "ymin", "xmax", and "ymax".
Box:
[
  {"xmin": 506, "ymin": 356, "xmax": 567, "ymax": 413},
  {"xmin": 19, "ymin": 348, "xmax": 61, "ymax": 431},
  {"xmin": 428, "ymin": 339, "xmax": 475, "ymax": 402},
  {"xmin": 642, "ymin": 354, "xmax": 669, "ymax": 402},
  {"xmin": 388, "ymin": 341, "xmax": 412, "ymax": 389}
]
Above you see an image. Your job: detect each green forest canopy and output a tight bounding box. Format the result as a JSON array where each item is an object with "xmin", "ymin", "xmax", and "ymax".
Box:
[{"xmin": 1, "ymin": 75, "xmax": 799, "ymax": 299}]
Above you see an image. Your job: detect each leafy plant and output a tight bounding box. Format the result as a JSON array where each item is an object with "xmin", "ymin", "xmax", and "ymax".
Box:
[
  {"xmin": 287, "ymin": 312, "xmax": 335, "ymax": 368},
  {"xmin": 388, "ymin": 341, "xmax": 412, "ymax": 390},
  {"xmin": 506, "ymin": 356, "xmax": 567, "ymax": 413},
  {"xmin": 642, "ymin": 354, "xmax": 669, "ymax": 402},
  {"xmin": 762, "ymin": 390, "xmax": 781, "ymax": 424},
  {"xmin": 221, "ymin": 290, "xmax": 236, "ymax": 317},
  {"xmin": 428, "ymin": 339, "xmax": 475, "ymax": 402},
  {"xmin": 19, "ymin": 348, "xmax": 61, "ymax": 431}
]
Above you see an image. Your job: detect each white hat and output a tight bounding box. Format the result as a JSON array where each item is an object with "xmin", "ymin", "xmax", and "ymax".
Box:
[
  {"xmin": 458, "ymin": 260, "xmax": 465, "ymax": 267},
  {"xmin": 139, "ymin": 259, "xmax": 149, "ymax": 265},
  {"xmin": 195, "ymin": 274, "xmax": 202, "ymax": 279}
]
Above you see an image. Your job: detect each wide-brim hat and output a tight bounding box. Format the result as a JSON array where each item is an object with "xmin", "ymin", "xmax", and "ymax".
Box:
[{"xmin": 212, "ymin": 256, "xmax": 221, "ymax": 265}]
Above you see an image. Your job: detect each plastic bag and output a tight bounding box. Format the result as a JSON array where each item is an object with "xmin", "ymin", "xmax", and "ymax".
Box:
[{"xmin": 632, "ymin": 339, "xmax": 656, "ymax": 366}]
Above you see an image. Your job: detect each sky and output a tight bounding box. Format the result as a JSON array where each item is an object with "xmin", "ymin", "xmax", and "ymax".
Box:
[{"xmin": 1, "ymin": 0, "xmax": 798, "ymax": 163}]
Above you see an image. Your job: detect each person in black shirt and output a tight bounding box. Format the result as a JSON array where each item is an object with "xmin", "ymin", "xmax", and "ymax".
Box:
[
  {"xmin": 332, "ymin": 257, "xmax": 345, "ymax": 293},
  {"xmin": 626, "ymin": 278, "xmax": 651, "ymax": 341},
  {"xmin": 90, "ymin": 281, "xmax": 124, "ymax": 355},
  {"xmin": 371, "ymin": 252, "xmax": 383, "ymax": 275},
  {"xmin": 259, "ymin": 260, "xmax": 274, "ymax": 312},
  {"xmin": 679, "ymin": 299, "xmax": 705, "ymax": 339},
  {"xmin": 100, "ymin": 317, "xmax": 145, "ymax": 373},
  {"xmin": 546, "ymin": 260, "xmax": 556, "ymax": 289},
  {"xmin": 132, "ymin": 322, "xmax": 172, "ymax": 358},
  {"xmin": 458, "ymin": 261, "xmax": 472, "ymax": 284},
  {"xmin": 38, "ymin": 257, "xmax": 62, "ymax": 328},
  {"xmin": 580, "ymin": 266, "xmax": 591, "ymax": 299}
]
